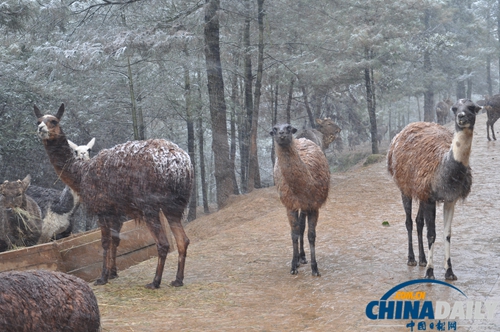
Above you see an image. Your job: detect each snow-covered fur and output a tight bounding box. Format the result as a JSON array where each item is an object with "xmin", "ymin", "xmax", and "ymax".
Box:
[
  {"xmin": 0, "ymin": 270, "xmax": 100, "ymax": 332},
  {"xmin": 0, "ymin": 175, "xmax": 43, "ymax": 251},
  {"xmin": 387, "ymin": 99, "xmax": 481, "ymax": 280},
  {"xmin": 34, "ymin": 104, "xmax": 194, "ymax": 289},
  {"xmin": 271, "ymin": 123, "xmax": 330, "ymax": 276}
]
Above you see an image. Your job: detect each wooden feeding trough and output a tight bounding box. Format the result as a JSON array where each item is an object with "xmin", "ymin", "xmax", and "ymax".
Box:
[{"xmin": 0, "ymin": 216, "xmax": 174, "ymax": 282}]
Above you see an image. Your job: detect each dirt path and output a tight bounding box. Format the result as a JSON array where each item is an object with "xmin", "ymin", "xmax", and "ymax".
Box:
[{"xmin": 93, "ymin": 113, "xmax": 500, "ymax": 331}]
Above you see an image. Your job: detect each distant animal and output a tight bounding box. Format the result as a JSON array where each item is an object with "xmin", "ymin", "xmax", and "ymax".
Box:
[
  {"xmin": 34, "ymin": 103, "xmax": 194, "ymax": 289},
  {"xmin": 296, "ymin": 118, "xmax": 341, "ymax": 151},
  {"xmin": 27, "ymin": 138, "xmax": 97, "ymax": 243},
  {"xmin": 435, "ymin": 99, "xmax": 454, "ymax": 125},
  {"xmin": 482, "ymin": 94, "xmax": 500, "ymax": 140},
  {"xmin": 376, "ymin": 125, "xmax": 388, "ymax": 146},
  {"xmin": 271, "ymin": 123, "xmax": 330, "ymax": 276},
  {"xmin": 387, "ymin": 99, "xmax": 480, "ymax": 280},
  {"xmin": 0, "ymin": 270, "xmax": 100, "ymax": 332},
  {"xmin": 0, "ymin": 175, "xmax": 42, "ymax": 252}
]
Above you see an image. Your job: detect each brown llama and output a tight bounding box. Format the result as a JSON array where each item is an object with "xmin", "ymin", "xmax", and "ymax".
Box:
[
  {"xmin": 296, "ymin": 118, "xmax": 341, "ymax": 151},
  {"xmin": 271, "ymin": 123, "xmax": 330, "ymax": 276},
  {"xmin": 435, "ymin": 99, "xmax": 453, "ymax": 125},
  {"xmin": 34, "ymin": 104, "xmax": 193, "ymax": 289},
  {"xmin": 0, "ymin": 270, "xmax": 100, "ymax": 332},
  {"xmin": 482, "ymin": 94, "xmax": 500, "ymax": 140},
  {"xmin": 0, "ymin": 175, "xmax": 43, "ymax": 252},
  {"xmin": 387, "ymin": 99, "xmax": 481, "ymax": 280}
]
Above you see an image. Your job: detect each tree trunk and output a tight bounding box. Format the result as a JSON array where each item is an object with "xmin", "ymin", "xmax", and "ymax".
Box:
[
  {"xmin": 204, "ymin": 0, "xmax": 234, "ymax": 209},
  {"xmin": 198, "ymin": 116, "xmax": 209, "ymax": 214},
  {"xmin": 422, "ymin": 9, "xmax": 434, "ymax": 123},
  {"xmin": 230, "ymin": 55, "xmax": 240, "ymax": 195},
  {"xmin": 242, "ymin": 0, "xmax": 253, "ymax": 193},
  {"xmin": 127, "ymin": 57, "xmax": 140, "ymax": 140},
  {"xmin": 285, "ymin": 78, "xmax": 294, "ymax": 124},
  {"xmin": 184, "ymin": 47, "xmax": 196, "ymax": 222},
  {"xmin": 271, "ymin": 80, "xmax": 278, "ymax": 169},
  {"xmin": 364, "ymin": 48, "xmax": 379, "ymax": 155},
  {"xmin": 498, "ymin": 0, "xmax": 500, "ymax": 93},
  {"xmin": 300, "ymin": 84, "xmax": 315, "ymax": 128},
  {"xmin": 248, "ymin": 0, "xmax": 264, "ymax": 191}
]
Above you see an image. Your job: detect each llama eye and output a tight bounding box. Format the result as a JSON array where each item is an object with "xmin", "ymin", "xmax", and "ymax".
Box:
[{"xmin": 51, "ymin": 120, "xmax": 58, "ymax": 126}]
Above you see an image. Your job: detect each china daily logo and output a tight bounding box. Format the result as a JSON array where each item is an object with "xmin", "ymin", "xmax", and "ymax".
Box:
[{"xmin": 365, "ymin": 279, "xmax": 498, "ymax": 330}]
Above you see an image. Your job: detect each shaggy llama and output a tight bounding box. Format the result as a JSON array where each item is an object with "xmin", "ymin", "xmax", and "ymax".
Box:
[
  {"xmin": 34, "ymin": 104, "xmax": 193, "ymax": 289},
  {"xmin": 0, "ymin": 270, "xmax": 100, "ymax": 332},
  {"xmin": 387, "ymin": 99, "xmax": 480, "ymax": 280},
  {"xmin": 271, "ymin": 123, "xmax": 330, "ymax": 276},
  {"xmin": 0, "ymin": 175, "xmax": 42, "ymax": 252}
]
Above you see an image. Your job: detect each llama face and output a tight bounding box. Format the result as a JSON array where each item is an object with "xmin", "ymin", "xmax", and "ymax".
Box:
[
  {"xmin": 452, "ymin": 99, "xmax": 481, "ymax": 129},
  {"xmin": 271, "ymin": 124, "xmax": 297, "ymax": 146},
  {"xmin": 315, "ymin": 118, "xmax": 341, "ymax": 145},
  {"xmin": 34, "ymin": 104, "xmax": 65, "ymax": 141},
  {"xmin": 68, "ymin": 138, "xmax": 95, "ymax": 160},
  {"xmin": 0, "ymin": 175, "xmax": 30, "ymax": 210}
]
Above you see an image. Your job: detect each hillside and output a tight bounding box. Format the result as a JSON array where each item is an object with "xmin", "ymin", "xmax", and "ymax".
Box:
[{"xmin": 93, "ymin": 113, "xmax": 500, "ymax": 331}]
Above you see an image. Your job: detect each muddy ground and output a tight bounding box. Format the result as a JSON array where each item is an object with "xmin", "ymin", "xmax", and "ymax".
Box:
[{"xmin": 92, "ymin": 113, "xmax": 500, "ymax": 331}]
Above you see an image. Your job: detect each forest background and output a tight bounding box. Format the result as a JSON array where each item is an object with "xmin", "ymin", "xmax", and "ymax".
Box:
[{"xmin": 0, "ymin": 0, "xmax": 497, "ymax": 220}]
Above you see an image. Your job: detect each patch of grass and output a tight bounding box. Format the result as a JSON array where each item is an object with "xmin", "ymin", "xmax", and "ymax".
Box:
[
  {"xmin": 363, "ymin": 154, "xmax": 386, "ymax": 167},
  {"xmin": 332, "ymin": 151, "xmax": 371, "ymax": 172},
  {"xmin": 382, "ymin": 221, "xmax": 390, "ymax": 227}
]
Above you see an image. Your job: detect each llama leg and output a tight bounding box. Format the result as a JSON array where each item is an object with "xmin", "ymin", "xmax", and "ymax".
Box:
[
  {"xmin": 492, "ymin": 122, "xmax": 497, "ymax": 140},
  {"xmin": 144, "ymin": 214, "xmax": 171, "ymax": 289},
  {"xmin": 95, "ymin": 222, "xmax": 111, "ymax": 286},
  {"xmin": 167, "ymin": 214, "xmax": 190, "ymax": 288},
  {"xmin": 307, "ymin": 210, "xmax": 321, "ymax": 277},
  {"xmin": 402, "ymin": 195, "xmax": 416, "ymax": 266},
  {"xmin": 298, "ymin": 211, "xmax": 307, "ymax": 264},
  {"xmin": 443, "ymin": 201, "xmax": 457, "ymax": 280},
  {"xmin": 487, "ymin": 121, "xmax": 492, "ymax": 141},
  {"xmin": 423, "ymin": 201, "xmax": 436, "ymax": 279},
  {"xmin": 109, "ymin": 219, "xmax": 123, "ymax": 279},
  {"xmin": 416, "ymin": 203, "xmax": 427, "ymax": 266},
  {"xmin": 287, "ymin": 209, "xmax": 301, "ymax": 275}
]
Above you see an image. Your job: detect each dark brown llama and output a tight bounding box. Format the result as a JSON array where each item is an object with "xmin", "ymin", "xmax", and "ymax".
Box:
[
  {"xmin": 435, "ymin": 99, "xmax": 453, "ymax": 125},
  {"xmin": 271, "ymin": 124, "xmax": 330, "ymax": 276},
  {"xmin": 34, "ymin": 104, "xmax": 193, "ymax": 289},
  {"xmin": 387, "ymin": 99, "xmax": 480, "ymax": 280},
  {"xmin": 482, "ymin": 94, "xmax": 500, "ymax": 140},
  {"xmin": 0, "ymin": 270, "xmax": 100, "ymax": 332},
  {"xmin": 0, "ymin": 175, "xmax": 43, "ymax": 251}
]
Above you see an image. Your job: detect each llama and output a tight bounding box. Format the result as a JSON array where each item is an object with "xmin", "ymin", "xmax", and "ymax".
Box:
[
  {"xmin": 435, "ymin": 99, "xmax": 453, "ymax": 125},
  {"xmin": 0, "ymin": 270, "xmax": 100, "ymax": 332},
  {"xmin": 387, "ymin": 99, "xmax": 481, "ymax": 280},
  {"xmin": 376, "ymin": 124, "xmax": 388, "ymax": 146},
  {"xmin": 296, "ymin": 118, "xmax": 341, "ymax": 151},
  {"xmin": 271, "ymin": 123, "xmax": 330, "ymax": 276},
  {"xmin": 27, "ymin": 138, "xmax": 97, "ymax": 243},
  {"xmin": 34, "ymin": 104, "xmax": 193, "ymax": 289},
  {"xmin": 0, "ymin": 175, "xmax": 43, "ymax": 251},
  {"xmin": 482, "ymin": 94, "xmax": 500, "ymax": 140}
]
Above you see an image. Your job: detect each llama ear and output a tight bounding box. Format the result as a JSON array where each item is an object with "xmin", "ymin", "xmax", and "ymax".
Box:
[
  {"xmin": 68, "ymin": 140, "xmax": 78, "ymax": 150},
  {"xmin": 55, "ymin": 103, "xmax": 65, "ymax": 120},
  {"xmin": 34, "ymin": 105, "xmax": 43, "ymax": 118},
  {"xmin": 291, "ymin": 127, "xmax": 297, "ymax": 134},
  {"xmin": 21, "ymin": 175, "xmax": 31, "ymax": 190},
  {"xmin": 87, "ymin": 137, "xmax": 96, "ymax": 150}
]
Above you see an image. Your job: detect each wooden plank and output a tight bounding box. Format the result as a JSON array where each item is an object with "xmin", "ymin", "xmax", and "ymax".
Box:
[
  {"xmin": 0, "ymin": 242, "xmax": 62, "ymax": 273},
  {"xmin": 68, "ymin": 244, "xmax": 157, "ymax": 282}
]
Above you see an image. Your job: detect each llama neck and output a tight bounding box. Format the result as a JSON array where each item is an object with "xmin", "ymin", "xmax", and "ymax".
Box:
[
  {"xmin": 43, "ymin": 134, "xmax": 82, "ymax": 193},
  {"xmin": 450, "ymin": 128, "xmax": 473, "ymax": 167},
  {"xmin": 275, "ymin": 140, "xmax": 312, "ymax": 186}
]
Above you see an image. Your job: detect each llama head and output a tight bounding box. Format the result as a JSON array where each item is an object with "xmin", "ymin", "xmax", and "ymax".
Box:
[
  {"xmin": 34, "ymin": 103, "xmax": 65, "ymax": 141},
  {"xmin": 315, "ymin": 118, "xmax": 341, "ymax": 146},
  {"xmin": 68, "ymin": 138, "xmax": 96, "ymax": 160},
  {"xmin": 452, "ymin": 99, "xmax": 481, "ymax": 130},
  {"xmin": 0, "ymin": 175, "xmax": 31, "ymax": 210},
  {"xmin": 271, "ymin": 124, "xmax": 297, "ymax": 147}
]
